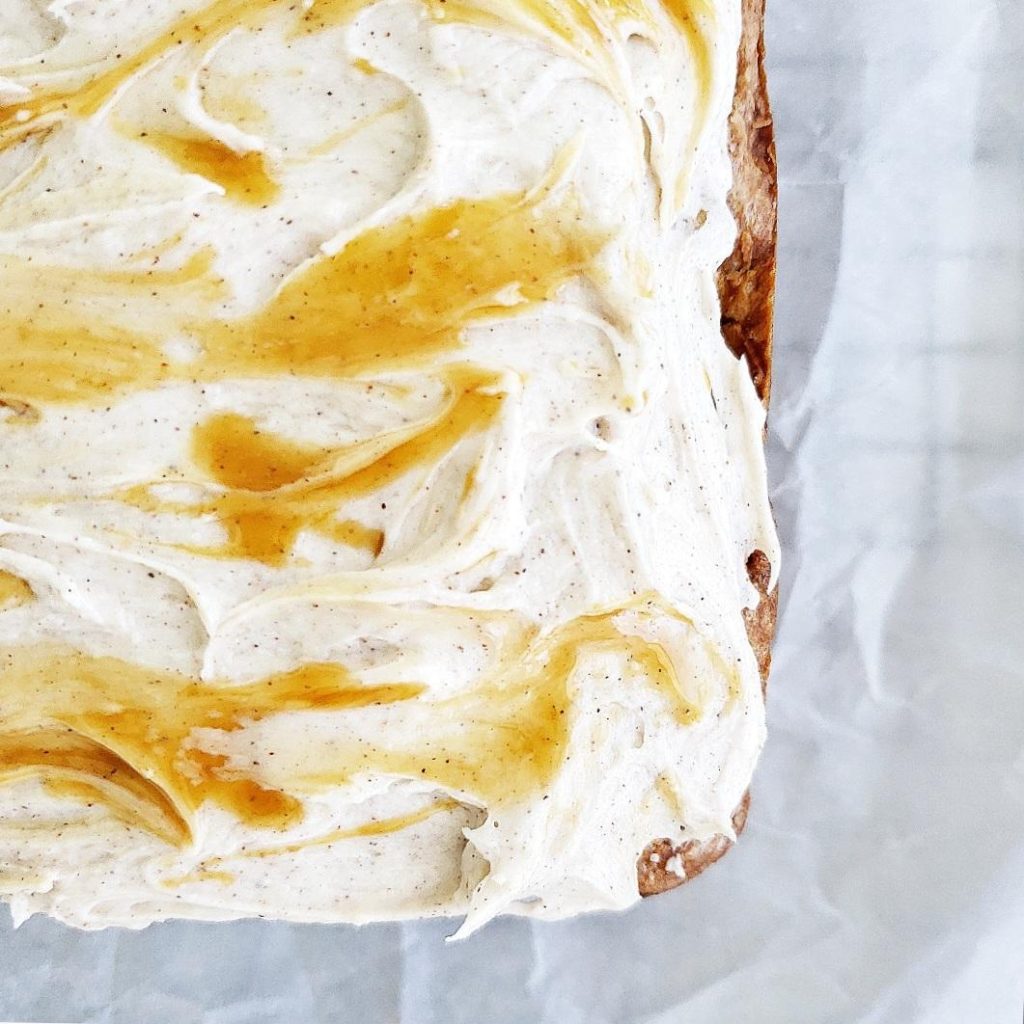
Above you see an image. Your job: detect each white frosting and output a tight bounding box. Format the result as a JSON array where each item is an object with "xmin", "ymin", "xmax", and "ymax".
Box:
[{"xmin": 0, "ymin": 0, "xmax": 778, "ymax": 934}]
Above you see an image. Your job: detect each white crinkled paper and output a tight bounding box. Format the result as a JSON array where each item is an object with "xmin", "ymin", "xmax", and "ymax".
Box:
[{"xmin": 2, "ymin": 0, "xmax": 1023, "ymax": 1020}]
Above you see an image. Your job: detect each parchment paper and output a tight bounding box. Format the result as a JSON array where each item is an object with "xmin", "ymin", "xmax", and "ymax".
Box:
[{"xmin": 2, "ymin": 0, "xmax": 1023, "ymax": 1020}]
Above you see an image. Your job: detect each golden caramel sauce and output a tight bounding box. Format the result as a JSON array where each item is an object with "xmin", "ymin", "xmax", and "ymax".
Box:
[
  {"xmin": 0, "ymin": 730, "xmax": 191, "ymax": 846},
  {"xmin": 192, "ymin": 413, "xmax": 331, "ymax": 492},
  {"xmin": 0, "ymin": 186, "xmax": 604, "ymax": 407},
  {"xmin": 0, "ymin": 249, "xmax": 223, "ymax": 404},
  {"xmin": 297, "ymin": 606, "xmax": 701, "ymax": 806},
  {"xmin": 0, "ymin": 647, "xmax": 422, "ymax": 844},
  {"xmin": 0, "ymin": 0, "xmax": 701, "ymax": 405},
  {"xmin": 0, "ymin": 0, "xmax": 719, "ymax": 865},
  {"xmin": 351, "ymin": 57, "xmax": 381, "ymax": 76},
  {"xmin": 116, "ymin": 367, "xmax": 501, "ymax": 565},
  {"xmin": 0, "ymin": 0, "xmax": 267, "ymax": 149},
  {"xmin": 0, "ymin": 0, "xmax": 709, "ymax": 201},
  {"xmin": 0, "ymin": 0, "xmax": 703, "ymax": 144},
  {"xmin": 0, "ymin": 0, "xmax": 705, "ymax": 144},
  {"xmin": 143, "ymin": 133, "xmax": 279, "ymax": 206},
  {"xmin": 0, "ymin": 570, "xmax": 34, "ymax": 610},
  {"xmin": 201, "ymin": 189, "xmax": 605, "ymax": 383},
  {"xmin": 0, "ymin": 397, "xmax": 41, "ymax": 426},
  {"xmin": 294, "ymin": 0, "xmax": 371, "ymax": 35},
  {"xmin": 0, "ymin": 601, "xmax": 703, "ymax": 846}
]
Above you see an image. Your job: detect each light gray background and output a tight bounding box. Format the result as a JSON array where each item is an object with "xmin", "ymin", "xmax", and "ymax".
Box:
[{"xmin": 3, "ymin": 1, "xmax": 1023, "ymax": 1021}]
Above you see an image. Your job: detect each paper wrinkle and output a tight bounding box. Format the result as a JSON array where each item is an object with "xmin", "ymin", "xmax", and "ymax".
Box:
[{"xmin": 3, "ymin": 0, "xmax": 1024, "ymax": 1021}]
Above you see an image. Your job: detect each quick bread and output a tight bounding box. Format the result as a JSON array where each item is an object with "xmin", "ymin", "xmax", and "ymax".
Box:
[{"xmin": 0, "ymin": 0, "xmax": 777, "ymax": 933}]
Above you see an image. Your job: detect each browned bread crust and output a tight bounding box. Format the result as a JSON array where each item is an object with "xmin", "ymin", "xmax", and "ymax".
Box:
[{"xmin": 637, "ymin": 0, "xmax": 778, "ymax": 898}]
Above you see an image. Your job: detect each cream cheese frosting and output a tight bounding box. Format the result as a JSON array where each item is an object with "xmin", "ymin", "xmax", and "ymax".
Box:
[{"xmin": 0, "ymin": 0, "xmax": 778, "ymax": 934}]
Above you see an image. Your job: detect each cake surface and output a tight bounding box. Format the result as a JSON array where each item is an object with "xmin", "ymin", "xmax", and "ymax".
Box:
[{"xmin": 0, "ymin": 0, "xmax": 778, "ymax": 933}]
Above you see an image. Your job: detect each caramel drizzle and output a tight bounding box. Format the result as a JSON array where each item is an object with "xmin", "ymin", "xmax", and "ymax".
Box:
[
  {"xmin": 0, "ymin": 0, "xmax": 710, "ymax": 410},
  {"xmin": 0, "ymin": 649, "xmax": 423, "ymax": 846},
  {"xmin": 0, "ymin": 0, "xmax": 719, "ymax": 861},
  {"xmin": 117, "ymin": 367, "xmax": 503, "ymax": 565},
  {"xmin": 140, "ymin": 132, "xmax": 279, "ymax": 206},
  {"xmin": 0, "ymin": 0, "xmax": 711, "ymax": 203},
  {"xmin": 0, "ymin": 0, "xmax": 265, "ymax": 147},
  {"xmin": 0, "ymin": 601, "xmax": 703, "ymax": 847},
  {"xmin": 290, "ymin": 609, "xmax": 703, "ymax": 806},
  {"xmin": 0, "ymin": 570, "xmax": 34, "ymax": 610},
  {"xmin": 0, "ymin": 184, "xmax": 605, "ymax": 407}
]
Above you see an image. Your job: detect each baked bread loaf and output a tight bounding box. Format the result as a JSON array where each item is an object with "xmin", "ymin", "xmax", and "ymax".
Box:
[{"xmin": 0, "ymin": 0, "xmax": 777, "ymax": 932}]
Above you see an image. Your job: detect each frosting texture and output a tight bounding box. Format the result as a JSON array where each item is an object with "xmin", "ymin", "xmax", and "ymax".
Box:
[{"xmin": 0, "ymin": 0, "xmax": 777, "ymax": 932}]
